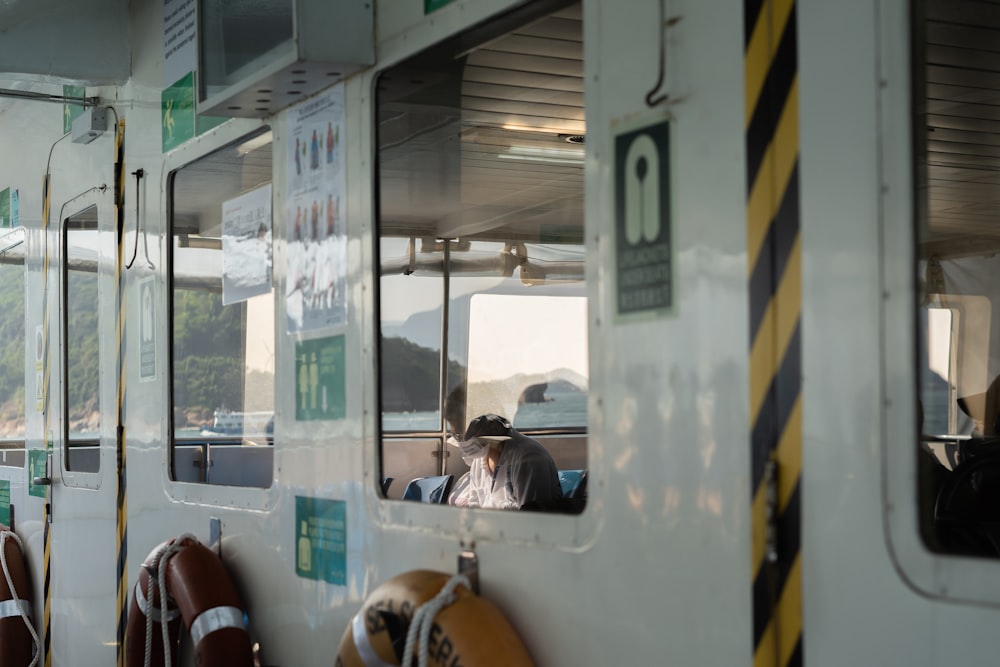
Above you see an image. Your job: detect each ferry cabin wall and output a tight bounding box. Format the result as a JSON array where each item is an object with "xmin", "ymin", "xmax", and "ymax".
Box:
[
  {"xmin": 128, "ymin": 0, "xmax": 759, "ymax": 664},
  {"xmin": 0, "ymin": 0, "xmax": 992, "ymax": 665}
]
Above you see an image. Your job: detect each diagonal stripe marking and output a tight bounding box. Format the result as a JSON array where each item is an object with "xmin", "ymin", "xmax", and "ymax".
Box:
[
  {"xmin": 751, "ymin": 395, "xmax": 803, "ymax": 577},
  {"xmin": 753, "ymin": 554, "xmax": 803, "ymax": 667},
  {"xmin": 747, "ymin": 78, "xmax": 800, "ymax": 276},
  {"xmin": 745, "ymin": 0, "xmax": 797, "ymax": 129}
]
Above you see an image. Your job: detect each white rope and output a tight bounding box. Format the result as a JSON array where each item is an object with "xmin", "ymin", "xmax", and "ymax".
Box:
[
  {"xmin": 0, "ymin": 530, "xmax": 40, "ymax": 667},
  {"xmin": 141, "ymin": 534, "xmax": 199, "ymax": 667},
  {"xmin": 402, "ymin": 575, "xmax": 470, "ymax": 667}
]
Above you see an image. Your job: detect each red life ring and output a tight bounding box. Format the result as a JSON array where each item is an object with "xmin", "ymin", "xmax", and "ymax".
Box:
[
  {"xmin": 335, "ymin": 569, "xmax": 535, "ymax": 667},
  {"xmin": 0, "ymin": 526, "xmax": 35, "ymax": 666},
  {"xmin": 127, "ymin": 536, "xmax": 254, "ymax": 667}
]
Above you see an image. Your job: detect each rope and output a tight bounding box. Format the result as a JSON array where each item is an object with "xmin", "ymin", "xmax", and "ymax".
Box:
[
  {"xmin": 402, "ymin": 575, "xmax": 470, "ymax": 667},
  {"xmin": 0, "ymin": 530, "xmax": 40, "ymax": 666},
  {"xmin": 142, "ymin": 534, "xmax": 198, "ymax": 667}
]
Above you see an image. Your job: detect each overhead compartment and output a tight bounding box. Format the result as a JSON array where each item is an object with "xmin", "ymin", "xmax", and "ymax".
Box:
[{"xmin": 197, "ymin": 0, "xmax": 374, "ymax": 118}]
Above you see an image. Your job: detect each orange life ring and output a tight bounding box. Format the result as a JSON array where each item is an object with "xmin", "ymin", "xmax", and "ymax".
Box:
[
  {"xmin": 334, "ymin": 569, "xmax": 535, "ymax": 667},
  {"xmin": 125, "ymin": 540, "xmax": 182, "ymax": 667},
  {"xmin": 127, "ymin": 536, "xmax": 254, "ymax": 667},
  {"xmin": 0, "ymin": 525, "xmax": 34, "ymax": 666}
]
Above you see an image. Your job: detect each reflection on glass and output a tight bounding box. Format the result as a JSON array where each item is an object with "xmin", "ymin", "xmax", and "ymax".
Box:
[
  {"xmin": 65, "ymin": 211, "xmax": 100, "ymax": 472},
  {"xmin": 914, "ymin": 0, "xmax": 1000, "ymax": 556},
  {"xmin": 0, "ymin": 249, "xmax": 25, "ymax": 459},
  {"xmin": 376, "ymin": 2, "xmax": 587, "ymax": 511},
  {"xmin": 466, "ymin": 293, "xmax": 587, "ymax": 430},
  {"xmin": 170, "ymin": 128, "xmax": 274, "ymax": 487}
]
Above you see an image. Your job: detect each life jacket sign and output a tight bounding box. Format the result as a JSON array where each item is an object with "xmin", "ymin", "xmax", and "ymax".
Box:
[{"xmin": 613, "ymin": 112, "xmax": 674, "ymax": 321}]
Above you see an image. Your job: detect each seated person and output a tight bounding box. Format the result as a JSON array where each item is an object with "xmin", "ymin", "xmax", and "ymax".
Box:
[{"xmin": 448, "ymin": 413, "xmax": 563, "ymax": 510}]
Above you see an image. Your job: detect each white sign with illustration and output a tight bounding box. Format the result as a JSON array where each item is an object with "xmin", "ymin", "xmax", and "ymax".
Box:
[
  {"xmin": 286, "ymin": 86, "xmax": 348, "ymax": 333},
  {"xmin": 222, "ymin": 183, "xmax": 273, "ymax": 306}
]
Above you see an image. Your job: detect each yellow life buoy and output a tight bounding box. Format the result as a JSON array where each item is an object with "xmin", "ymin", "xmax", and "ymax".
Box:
[{"xmin": 335, "ymin": 569, "xmax": 534, "ymax": 667}]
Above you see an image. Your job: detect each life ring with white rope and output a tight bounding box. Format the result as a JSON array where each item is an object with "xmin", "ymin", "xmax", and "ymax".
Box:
[
  {"xmin": 0, "ymin": 525, "xmax": 37, "ymax": 666},
  {"xmin": 125, "ymin": 540, "xmax": 181, "ymax": 667},
  {"xmin": 334, "ymin": 569, "xmax": 535, "ymax": 667},
  {"xmin": 126, "ymin": 535, "xmax": 254, "ymax": 667}
]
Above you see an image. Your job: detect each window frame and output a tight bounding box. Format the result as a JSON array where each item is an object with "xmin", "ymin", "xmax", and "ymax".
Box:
[
  {"xmin": 882, "ymin": 0, "xmax": 1000, "ymax": 604},
  {"xmin": 372, "ymin": 0, "xmax": 592, "ymax": 522},
  {"xmin": 163, "ymin": 120, "xmax": 278, "ymax": 507},
  {"xmin": 60, "ymin": 193, "xmax": 108, "ymax": 488}
]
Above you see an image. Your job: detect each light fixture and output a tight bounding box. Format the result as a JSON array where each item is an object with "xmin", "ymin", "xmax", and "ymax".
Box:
[
  {"xmin": 497, "ymin": 145, "xmax": 584, "ymax": 165},
  {"xmin": 236, "ymin": 131, "xmax": 273, "ymax": 156}
]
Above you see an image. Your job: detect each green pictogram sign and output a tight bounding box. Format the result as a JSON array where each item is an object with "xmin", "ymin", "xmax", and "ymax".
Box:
[
  {"xmin": 0, "ymin": 480, "xmax": 10, "ymax": 526},
  {"xmin": 63, "ymin": 85, "xmax": 85, "ymax": 134},
  {"xmin": 0, "ymin": 188, "xmax": 9, "ymax": 228},
  {"xmin": 295, "ymin": 335, "xmax": 346, "ymax": 421},
  {"xmin": 294, "ymin": 496, "xmax": 346, "ymax": 585}
]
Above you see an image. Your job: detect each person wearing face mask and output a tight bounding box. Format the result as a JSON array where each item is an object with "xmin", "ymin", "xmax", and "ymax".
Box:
[{"xmin": 448, "ymin": 413, "xmax": 563, "ymax": 510}]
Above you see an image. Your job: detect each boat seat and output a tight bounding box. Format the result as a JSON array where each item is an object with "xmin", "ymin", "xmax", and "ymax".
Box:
[
  {"xmin": 401, "ymin": 475, "xmax": 454, "ymax": 504},
  {"xmin": 558, "ymin": 469, "xmax": 588, "ymax": 499}
]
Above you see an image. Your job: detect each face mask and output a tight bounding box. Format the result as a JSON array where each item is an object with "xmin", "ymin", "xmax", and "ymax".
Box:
[{"xmin": 458, "ymin": 437, "xmax": 489, "ymax": 465}]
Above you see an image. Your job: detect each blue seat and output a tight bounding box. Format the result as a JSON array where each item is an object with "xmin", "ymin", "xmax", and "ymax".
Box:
[
  {"xmin": 402, "ymin": 475, "xmax": 454, "ymax": 503},
  {"xmin": 558, "ymin": 469, "xmax": 588, "ymax": 499}
]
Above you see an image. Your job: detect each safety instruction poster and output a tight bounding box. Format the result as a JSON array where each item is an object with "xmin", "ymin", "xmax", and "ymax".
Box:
[
  {"xmin": 294, "ymin": 335, "xmax": 346, "ymax": 421},
  {"xmin": 221, "ymin": 183, "xmax": 273, "ymax": 306},
  {"xmin": 294, "ymin": 496, "xmax": 346, "ymax": 585},
  {"xmin": 285, "ymin": 86, "xmax": 348, "ymax": 333}
]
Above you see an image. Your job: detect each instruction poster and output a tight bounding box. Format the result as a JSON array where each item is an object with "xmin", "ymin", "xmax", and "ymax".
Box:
[
  {"xmin": 222, "ymin": 183, "xmax": 273, "ymax": 305},
  {"xmin": 294, "ymin": 335, "xmax": 346, "ymax": 421},
  {"xmin": 285, "ymin": 87, "xmax": 348, "ymax": 333},
  {"xmin": 294, "ymin": 496, "xmax": 346, "ymax": 585}
]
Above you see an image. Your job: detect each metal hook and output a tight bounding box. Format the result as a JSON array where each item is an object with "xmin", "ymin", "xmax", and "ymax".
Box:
[{"xmin": 645, "ymin": 0, "xmax": 683, "ymax": 108}]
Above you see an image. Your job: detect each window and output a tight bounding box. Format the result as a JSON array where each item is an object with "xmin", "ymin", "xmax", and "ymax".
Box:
[
  {"xmin": 376, "ymin": 1, "xmax": 587, "ymax": 511},
  {"xmin": 169, "ymin": 128, "xmax": 274, "ymax": 488},
  {"xmin": 0, "ymin": 228, "xmax": 25, "ymax": 466},
  {"xmin": 914, "ymin": 0, "xmax": 1000, "ymax": 557},
  {"xmin": 64, "ymin": 206, "xmax": 101, "ymax": 473}
]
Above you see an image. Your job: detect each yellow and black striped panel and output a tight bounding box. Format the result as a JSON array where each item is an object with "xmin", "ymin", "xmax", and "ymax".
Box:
[
  {"xmin": 113, "ymin": 118, "xmax": 129, "ymax": 667},
  {"xmin": 744, "ymin": 0, "xmax": 803, "ymax": 666}
]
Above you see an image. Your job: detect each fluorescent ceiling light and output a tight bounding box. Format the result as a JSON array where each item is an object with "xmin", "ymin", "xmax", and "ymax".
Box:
[{"xmin": 497, "ymin": 145, "xmax": 584, "ymax": 165}]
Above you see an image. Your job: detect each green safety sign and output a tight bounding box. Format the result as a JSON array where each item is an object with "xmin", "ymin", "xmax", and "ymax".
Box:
[
  {"xmin": 295, "ymin": 334, "xmax": 346, "ymax": 421},
  {"xmin": 0, "ymin": 188, "xmax": 9, "ymax": 228},
  {"xmin": 63, "ymin": 85, "xmax": 85, "ymax": 135},
  {"xmin": 161, "ymin": 72, "xmax": 227, "ymax": 153},
  {"xmin": 614, "ymin": 113, "xmax": 674, "ymax": 321},
  {"xmin": 294, "ymin": 496, "xmax": 346, "ymax": 585},
  {"xmin": 162, "ymin": 72, "xmax": 196, "ymax": 152},
  {"xmin": 28, "ymin": 450, "xmax": 47, "ymax": 498},
  {"xmin": 424, "ymin": 0, "xmax": 456, "ymax": 13},
  {"xmin": 0, "ymin": 480, "xmax": 10, "ymax": 526}
]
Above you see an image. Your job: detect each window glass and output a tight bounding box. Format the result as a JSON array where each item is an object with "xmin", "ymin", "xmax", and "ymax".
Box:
[
  {"xmin": 915, "ymin": 0, "xmax": 1000, "ymax": 556},
  {"xmin": 0, "ymin": 229, "xmax": 25, "ymax": 465},
  {"xmin": 377, "ymin": 2, "xmax": 587, "ymax": 512},
  {"xmin": 170, "ymin": 128, "xmax": 274, "ymax": 488},
  {"xmin": 65, "ymin": 207, "xmax": 100, "ymax": 472}
]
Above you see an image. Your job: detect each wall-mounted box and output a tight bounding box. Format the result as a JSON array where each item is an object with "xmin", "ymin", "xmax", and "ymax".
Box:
[{"xmin": 198, "ymin": 0, "xmax": 373, "ymax": 118}]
